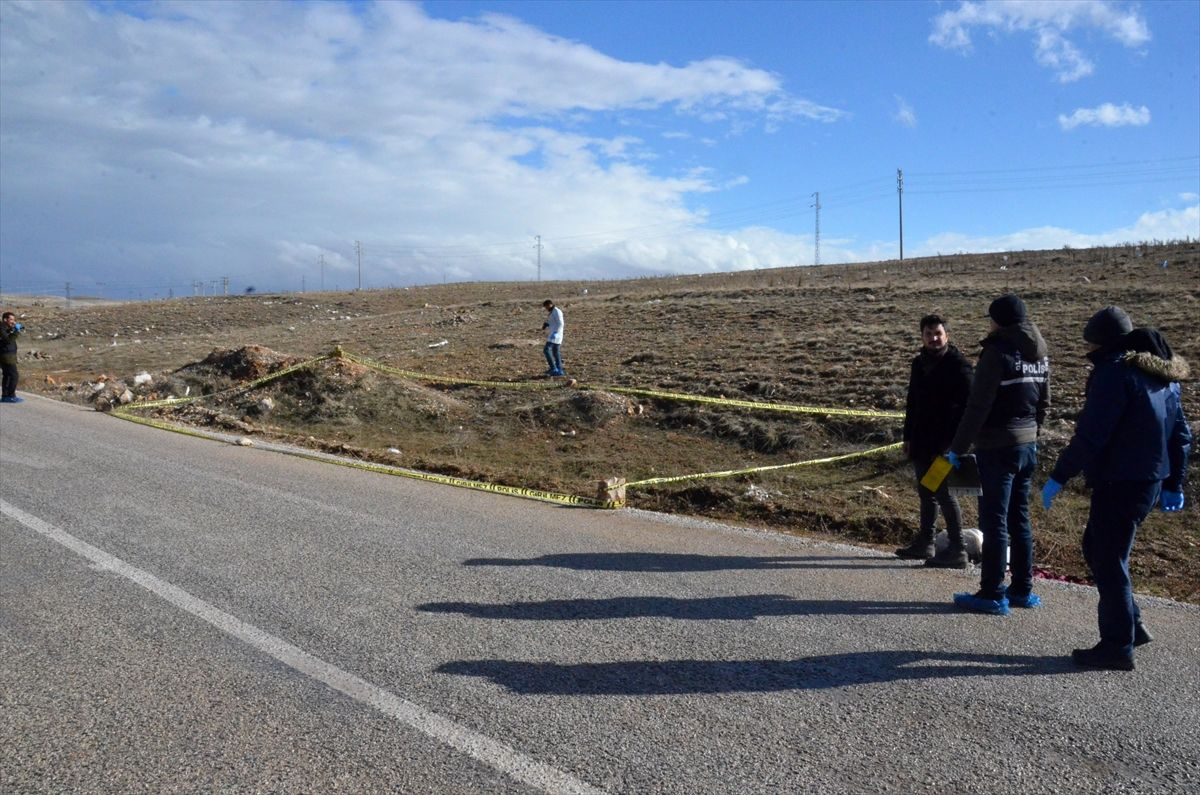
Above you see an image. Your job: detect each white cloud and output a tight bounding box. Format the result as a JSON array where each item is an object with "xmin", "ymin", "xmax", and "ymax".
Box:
[
  {"xmin": 894, "ymin": 95, "xmax": 917, "ymax": 128},
  {"xmin": 918, "ymin": 205, "xmax": 1199, "ymax": 254},
  {"xmin": 0, "ymin": 0, "xmax": 846, "ymax": 294},
  {"xmin": 1058, "ymin": 103, "xmax": 1151, "ymax": 130},
  {"xmin": 930, "ymin": 0, "xmax": 1150, "ymax": 82},
  {"xmin": 1179, "ymin": 192, "xmax": 1199, "ymax": 203}
]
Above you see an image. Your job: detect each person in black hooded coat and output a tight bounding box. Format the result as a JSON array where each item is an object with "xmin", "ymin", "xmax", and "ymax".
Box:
[{"xmin": 1043, "ymin": 307, "xmax": 1192, "ymax": 671}]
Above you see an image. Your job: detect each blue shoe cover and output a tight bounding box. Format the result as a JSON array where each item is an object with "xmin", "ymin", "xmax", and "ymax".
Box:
[
  {"xmin": 953, "ymin": 591, "xmax": 1010, "ymax": 615},
  {"xmin": 1008, "ymin": 593, "xmax": 1042, "ymax": 608}
]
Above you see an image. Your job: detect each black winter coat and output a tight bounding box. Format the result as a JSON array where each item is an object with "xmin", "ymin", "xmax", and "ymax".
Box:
[
  {"xmin": 0, "ymin": 323, "xmax": 19, "ymax": 366},
  {"xmin": 951, "ymin": 321, "xmax": 1050, "ymax": 453},
  {"xmin": 903, "ymin": 344, "xmax": 974, "ymax": 461},
  {"xmin": 1050, "ymin": 347, "xmax": 1191, "ymax": 491}
]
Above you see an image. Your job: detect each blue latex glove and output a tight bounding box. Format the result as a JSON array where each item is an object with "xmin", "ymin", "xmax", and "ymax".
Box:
[
  {"xmin": 1161, "ymin": 491, "xmax": 1185, "ymax": 512},
  {"xmin": 946, "ymin": 451, "xmax": 963, "ymax": 469},
  {"xmin": 1041, "ymin": 479, "xmax": 1063, "ymax": 511},
  {"xmin": 13, "ymin": 323, "xmax": 22, "ymax": 331}
]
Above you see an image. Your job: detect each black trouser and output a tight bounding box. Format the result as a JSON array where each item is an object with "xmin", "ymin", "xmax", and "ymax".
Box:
[
  {"xmin": 1083, "ymin": 479, "xmax": 1160, "ymax": 655},
  {"xmin": 1, "ymin": 362, "xmax": 17, "ymax": 397},
  {"xmin": 912, "ymin": 454, "xmax": 963, "ymax": 543}
]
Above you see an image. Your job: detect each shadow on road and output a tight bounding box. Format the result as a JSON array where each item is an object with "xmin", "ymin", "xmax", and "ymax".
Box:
[
  {"xmin": 418, "ymin": 594, "xmax": 953, "ymax": 620},
  {"xmin": 463, "ymin": 552, "xmax": 909, "ymax": 571},
  {"xmin": 437, "ymin": 650, "xmax": 1078, "ymax": 695}
]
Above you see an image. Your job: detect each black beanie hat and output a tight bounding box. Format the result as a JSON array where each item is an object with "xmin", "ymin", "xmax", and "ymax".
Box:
[
  {"xmin": 1083, "ymin": 306, "xmax": 1133, "ymax": 347},
  {"xmin": 988, "ymin": 294, "xmax": 1026, "ymax": 327}
]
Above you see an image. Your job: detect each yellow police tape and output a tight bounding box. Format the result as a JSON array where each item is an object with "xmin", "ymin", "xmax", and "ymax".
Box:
[
  {"xmin": 127, "ymin": 354, "xmax": 333, "ymax": 410},
  {"xmin": 625, "ymin": 442, "xmax": 904, "ymax": 488},
  {"xmin": 112, "ymin": 347, "xmax": 903, "ymax": 509},
  {"xmin": 111, "ymin": 409, "xmax": 618, "ymax": 509},
  {"xmin": 339, "ymin": 349, "xmax": 902, "ymax": 419},
  {"xmin": 339, "ymin": 350, "xmax": 566, "ymax": 391},
  {"xmin": 582, "ymin": 384, "xmax": 903, "ymax": 419}
]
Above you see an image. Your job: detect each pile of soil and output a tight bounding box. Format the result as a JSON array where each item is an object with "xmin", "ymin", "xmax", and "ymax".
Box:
[{"xmin": 182, "ymin": 345, "xmax": 302, "ymax": 383}]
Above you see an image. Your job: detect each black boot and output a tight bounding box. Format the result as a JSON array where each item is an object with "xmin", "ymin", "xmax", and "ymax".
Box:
[
  {"xmin": 895, "ymin": 533, "xmax": 934, "ymax": 560},
  {"xmin": 1134, "ymin": 622, "xmax": 1153, "ymax": 647},
  {"xmin": 925, "ymin": 545, "xmax": 968, "ymax": 569},
  {"xmin": 1071, "ymin": 643, "xmax": 1135, "ymax": 671}
]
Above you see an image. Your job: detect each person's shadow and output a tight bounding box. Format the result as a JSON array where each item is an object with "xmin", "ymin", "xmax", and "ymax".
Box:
[
  {"xmin": 417, "ymin": 594, "xmax": 952, "ymax": 621},
  {"xmin": 463, "ymin": 552, "xmax": 909, "ymax": 571},
  {"xmin": 437, "ymin": 650, "xmax": 1077, "ymax": 695}
]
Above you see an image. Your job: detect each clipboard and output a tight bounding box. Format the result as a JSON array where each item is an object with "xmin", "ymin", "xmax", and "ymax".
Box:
[
  {"xmin": 920, "ymin": 454, "xmax": 983, "ymax": 497},
  {"xmin": 946, "ymin": 454, "xmax": 982, "ymax": 497}
]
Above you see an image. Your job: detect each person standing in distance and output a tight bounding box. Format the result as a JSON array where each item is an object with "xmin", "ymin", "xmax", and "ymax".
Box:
[
  {"xmin": 1, "ymin": 311, "xmax": 25, "ymax": 403},
  {"xmin": 542, "ymin": 299, "xmax": 565, "ymax": 377},
  {"xmin": 1042, "ymin": 307, "xmax": 1191, "ymax": 671},
  {"xmin": 946, "ymin": 294, "xmax": 1050, "ymax": 615},
  {"xmin": 896, "ymin": 314, "xmax": 974, "ymax": 567}
]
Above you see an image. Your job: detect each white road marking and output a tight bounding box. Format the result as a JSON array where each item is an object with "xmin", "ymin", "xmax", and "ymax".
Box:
[{"xmin": 1, "ymin": 499, "xmax": 603, "ymax": 795}]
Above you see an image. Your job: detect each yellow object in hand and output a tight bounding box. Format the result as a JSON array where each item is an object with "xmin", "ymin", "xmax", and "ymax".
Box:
[{"xmin": 920, "ymin": 456, "xmax": 954, "ymax": 492}]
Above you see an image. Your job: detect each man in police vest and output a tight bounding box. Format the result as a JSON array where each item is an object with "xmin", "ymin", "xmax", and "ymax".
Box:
[{"xmin": 946, "ymin": 294, "xmax": 1050, "ymax": 615}]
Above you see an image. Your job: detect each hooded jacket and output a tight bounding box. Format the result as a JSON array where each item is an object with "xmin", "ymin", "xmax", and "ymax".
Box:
[
  {"xmin": 1050, "ymin": 335, "xmax": 1192, "ymax": 491},
  {"xmin": 951, "ymin": 320, "xmax": 1050, "ymax": 453},
  {"xmin": 903, "ymin": 344, "xmax": 974, "ymax": 460}
]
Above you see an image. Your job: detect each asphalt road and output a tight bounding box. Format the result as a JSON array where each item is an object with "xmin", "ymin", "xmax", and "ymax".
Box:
[{"xmin": 2, "ymin": 395, "xmax": 1198, "ymax": 794}]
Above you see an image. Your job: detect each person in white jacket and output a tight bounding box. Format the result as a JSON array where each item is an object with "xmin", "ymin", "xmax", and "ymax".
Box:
[{"xmin": 542, "ymin": 299, "xmax": 565, "ymax": 376}]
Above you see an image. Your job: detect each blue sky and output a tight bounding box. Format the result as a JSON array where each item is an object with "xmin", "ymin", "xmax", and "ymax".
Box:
[{"xmin": 1, "ymin": 0, "xmax": 1197, "ymax": 298}]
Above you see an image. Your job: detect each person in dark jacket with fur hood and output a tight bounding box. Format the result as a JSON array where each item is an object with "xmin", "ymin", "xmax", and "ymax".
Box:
[
  {"xmin": 947, "ymin": 294, "xmax": 1050, "ymax": 615},
  {"xmin": 1043, "ymin": 306, "xmax": 1191, "ymax": 671},
  {"xmin": 896, "ymin": 314, "xmax": 974, "ymax": 566}
]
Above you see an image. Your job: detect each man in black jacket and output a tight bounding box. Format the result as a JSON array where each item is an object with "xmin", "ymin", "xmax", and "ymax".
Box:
[
  {"xmin": 896, "ymin": 314, "xmax": 974, "ymax": 566},
  {"xmin": 1, "ymin": 311, "xmax": 24, "ymax": 403},
  {"xmin": 1043, "ymin": 308, "xmax": 1191, "ymax": 670},
  {"xmin": 947, "ymin": 294, "xmax": 1050, "ymax": 615}
]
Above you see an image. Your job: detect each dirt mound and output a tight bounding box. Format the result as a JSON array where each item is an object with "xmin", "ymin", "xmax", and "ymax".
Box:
[
  {"xmin": 319, "ymin": 357, "xmax": 373, "ymax": 392},
  {"xmin": 570, "ymin": 390, "xmax": 637, "ymax": 424},
  {"xmin": 657, "ymin": 406, "xmax": 805, "ymax": 454},
  {"xmin": 520, "ymin": 389, "xmax": 636, "ymax": 429},
  {"xmin": 224, "ymin": 357, "xmax": 472, "ymax": 430},
  {"xmin": 184, "ymin": 345, "xmax": 302, "ymax": 381}
]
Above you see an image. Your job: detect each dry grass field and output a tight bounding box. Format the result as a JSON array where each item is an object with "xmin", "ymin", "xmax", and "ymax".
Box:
[{"xmin": 5, "ymin": 242, "xmax": 1198, "ymax": 601}]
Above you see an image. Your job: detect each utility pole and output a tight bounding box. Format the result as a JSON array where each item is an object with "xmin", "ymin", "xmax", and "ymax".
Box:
[
  {"xmin": 301, "ymin": 275, "xmax": 306, "ymax": 293},
  {"xmin": 811, "ymin": 192, "xmax": 821, "ymax": 266},
  {"xmin": 534, "ymin": 235, "xmax": 543, "ymax": 282},
  {"xmin": 355, "ymin": 240, "xmax": 362, "ymax": 291},
  {"xmin": 897, "ymin": 168, "xmax": 904, "ymax": 261},
  {"xmin": 65, "ymin": 281, "xmax": 71, "ymax": 307},
  {"xmin": 318, "ymin": 254, "xmax": 326, "ymax": 291},
  {"xmin": 222, "ymin": 276, "xmax": 229, "ymax": 295}
]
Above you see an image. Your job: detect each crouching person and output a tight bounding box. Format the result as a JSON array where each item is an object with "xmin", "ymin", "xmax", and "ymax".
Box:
[{"xmin": 1043, "ymin": 307, "xmax": 1191, "ymax": 671}]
